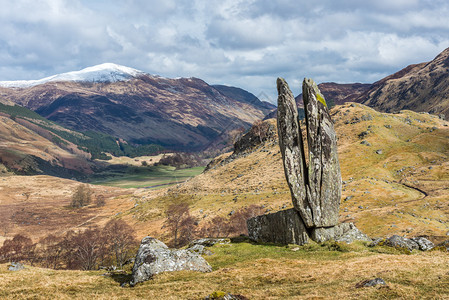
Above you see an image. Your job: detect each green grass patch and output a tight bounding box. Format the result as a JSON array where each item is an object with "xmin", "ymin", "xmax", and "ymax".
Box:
[{"xmin": 90, "ymin": 165, "xmax": 204, "ymax": 189}]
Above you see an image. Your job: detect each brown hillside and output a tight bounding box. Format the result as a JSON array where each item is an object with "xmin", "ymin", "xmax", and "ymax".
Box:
[
  {"xmin": 0, "ymin": 115, "xmax": 93, "ymax": 176},
  {"xmin": 358, "ymin": 47, "xmax": 449, "ymax": 119},
  {"xmin": 0, "ymin": 75, "xmax": 274, "ymax": 151}
]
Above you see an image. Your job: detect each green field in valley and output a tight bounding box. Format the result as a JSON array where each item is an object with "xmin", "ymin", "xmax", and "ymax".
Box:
[{"xmin": 89, "ymin": 165, "xmax": 205, "ymax": 189}]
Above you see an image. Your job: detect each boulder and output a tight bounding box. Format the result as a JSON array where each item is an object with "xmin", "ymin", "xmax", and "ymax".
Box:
[
  {"xmin": 8, "ymin": 262, "xmax": 25, "ymax": 271},
  {"xmin": 370, "ymin": 235, "xmax": 420, "ymax": 251},
  {"xmin": 189, "ymin": 238, "xmax": 230, "ymax": 248},
  {"xmin": 410, "ymin": 237, "xmax": 434, "ymax": 251},
  {"xmin": 130, "ymin": 237, "xmax": 212, "ymax": 286},
  {"xmin": 310, "ymin": 223, "xmax": 371, "ymax": 243},
  {"xmin": 247, "ymin": 208, "xmax": 309, "ymax": 245},
  {"xmin": 355, "ymin": 278, "xmax": 386, "ymax": 288},
  {"xmin": 187, "ymin": 244, "xmax": 213, "ymax": 256}
]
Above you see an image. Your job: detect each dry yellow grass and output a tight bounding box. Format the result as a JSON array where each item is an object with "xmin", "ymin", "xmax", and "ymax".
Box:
[
  {"xmin": 1, "ymin": 242, "xmax": 449, "ymax": 299},
  {"xmin": 126, "ymin": 103, "xmax": 449, "ymax": 242},
  {"xmin": 0, "ymin": 175, "xmax": 135, "ymax": 244}
]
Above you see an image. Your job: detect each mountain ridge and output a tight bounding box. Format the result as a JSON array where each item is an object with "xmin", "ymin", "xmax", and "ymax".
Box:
[
  {"xmin": 357, "ymin": 47, "xmax": 449, "ymax": 119},
  {"xmin": 0, "ymin": 65, "xmax": 275, "ymax": 151}
]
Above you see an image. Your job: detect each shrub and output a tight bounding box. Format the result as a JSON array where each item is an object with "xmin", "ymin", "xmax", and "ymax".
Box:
[{"xmin": 70, "ymin": 184, "xmax": 93, "ymax": 208}]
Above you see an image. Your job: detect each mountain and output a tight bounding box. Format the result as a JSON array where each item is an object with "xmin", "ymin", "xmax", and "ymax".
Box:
[
  {"xmin": 0, "ymin": 63, "xmax": 145, "ymax": 88},
  {"xmin": 0, "ymin": 64, "xmax": 274, "ymax": 151},
  {"xmin": 264, "ymin": 82, "xmax": 370, "ymax": 119},
  {"xmin": 212, "ymin": 84, "xmax": 275, "ymax": 111},
  {"xmin": 357, "ymin": 47, "xmax": 449, "ymax": 119},
  {"xmin": 0, "ymin": 104, "xmax": 94, "ymax": 178}
]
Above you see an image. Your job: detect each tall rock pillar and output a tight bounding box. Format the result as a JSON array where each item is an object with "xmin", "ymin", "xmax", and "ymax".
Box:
[{"xmin": 248, "ymin": 77, "xmax": 348, "ymax": 244}]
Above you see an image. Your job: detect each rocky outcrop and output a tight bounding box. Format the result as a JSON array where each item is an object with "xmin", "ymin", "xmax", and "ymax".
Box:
[
  {"xmin": 369, "ymin": 235, "xmax": 434, "ymax": 251},
  {"xmin": 276, "ymin": 78, "xmax": 341, "ymax": 228},
  {"xmin": 247, "ymin": 209, "xmax": 309, "ymax": 245},
  {"xmin": 247, "ymin": 78, "xmax": 366, "ymax": 245},
  {"xmin": 311, "ymin": 223, "xmax": 371, "ymax": 243},
  {"xmin": 130, "ymin": 237, "xmax": 212, "ymax": 286}
]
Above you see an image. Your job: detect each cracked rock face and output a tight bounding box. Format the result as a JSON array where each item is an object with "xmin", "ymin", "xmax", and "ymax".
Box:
[
  {"xmin": 277, "ymin": 78, "xmax": 341, "ymax": 228},
  {"xmin": 130, "ymin": 237, "xmax": 212, "ymax": 286}
]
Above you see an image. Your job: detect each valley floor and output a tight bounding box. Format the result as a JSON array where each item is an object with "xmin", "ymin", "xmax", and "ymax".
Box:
[{"xmin": 1, "ymin": 242, "xmax": 448, "ymax": 299}]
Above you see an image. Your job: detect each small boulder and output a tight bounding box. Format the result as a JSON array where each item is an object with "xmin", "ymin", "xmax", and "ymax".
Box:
[
  {"xmin": 384, "ymin": 235, "xmax": 419, "ymax": 251},
  {"xmin": 130, "ymin": 237, "xmax": 212, "ymax": 286},
  {"xmin": 189, "ymin": 238, "xmax": 230, "ymax": 248},
  {"xmin": 410, "ymin": 237, "xmax": 434, "ymax": 251},
  {"xmin": 187, "ymin": 244, "xmax": 213, "ymax": 256},
  {"xmin": 8, "ymin": 262, "xmax": 25, "ymax": 271},
  {"xmin": 356, "ymin": 278, "xmax": 386, "ymax": 288}
]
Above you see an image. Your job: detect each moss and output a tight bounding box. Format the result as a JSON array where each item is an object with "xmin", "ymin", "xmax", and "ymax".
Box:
[
  {"xmin": 209, "ymin": 291, "xmax": 226, "ymax": 298},
  {"xmin": 316, "ymin": 92, "xmax": 327, "ymax": 107}
]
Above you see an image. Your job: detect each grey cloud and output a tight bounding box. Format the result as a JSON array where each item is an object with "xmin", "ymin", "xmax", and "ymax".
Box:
[{"xmin": 0, "ymin": 0, "xmax": 449, "ymax": 104}]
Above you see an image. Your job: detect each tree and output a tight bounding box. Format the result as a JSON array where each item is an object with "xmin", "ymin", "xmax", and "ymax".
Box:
[
  {"xmin": 37, "ymin": 234, "xmax": 65, "ymax": 269},
  {"xmin": 0, "ymin": 234, "xmax": 35, "ymax": 263},
  {"xmin": 103, "ymin": 219, "xmax": 137, "ymax": 268},
  {"xmin": 164, "ymin": 197, "xmax": 197, "ymax": 247},
  {"xmin": 229, "ymin": 205, "xmax": 264, "ymax": 235},
  {"xmin": 65, "ymin": 227, "xmax": 104, "ymax": 270},
  {"xmin": 70, "ymin": 184, "xmax": 93, "ymax": 208},
  {"xmin": 200, "ymin": 215, "xmax": 230, "ymax": 238},
  {"xmin": 95, "ymin": 195, "xmax": 106, "ymax": 207}
]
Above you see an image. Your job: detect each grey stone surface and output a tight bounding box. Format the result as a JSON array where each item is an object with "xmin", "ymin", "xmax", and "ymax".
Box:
[
  {"xmin": 130, "ymin": 237, "xmax": 212, "ymax": 286},
  {"xmin": 311, "ymin": 223, "xmax": 371, "ymax": 243},
  {"xmin": 247, "ymin": 208, "xmax": 309, "ymax": 245},
  {"xmin": 189, "ymin": 238, "xmax": 230, "ymax": 248},
  {"xmin": 356, "ymin": 278, "xmax": 386, "ymax": 288},
  {"xmin": 276, "ymin": 78, "xmax": 310, "ymax": 226},
  {"xmin": 410, "ymin": 237, "xmax": 434, "ymax": 251},
  {"xmin": 187, "ymin": 244, "xmax": 213, "ymax": 256},
  {"xmin": 384, "ymin": 235, "xmax": 419, "ymax": 251},
  {"xmin": 8, "ymin": 262, "xmax": 25, "ymax": 271},
  {"xmin": 277, "ymin": 78, "xmax": 341, "ymax": 228},
  {"xmin": 302, "ymin": 78, "xmax": 341, "ymax": 227}
]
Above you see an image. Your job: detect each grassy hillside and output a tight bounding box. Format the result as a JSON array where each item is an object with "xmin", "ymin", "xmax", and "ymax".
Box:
[
  {"xmin": 1, "ymin": 242, "xmax": 448, "ymax": 299},
  {"xmin": 0, "ymin": 103, "xmax": 163, "ymax": 163},
  {"xmin": 1, "ymin": 103, "xmax": 449, "ymax": 299},
  {"xmin": 125, "ymin": 103, "xmax": 449, "ymax": 241}
]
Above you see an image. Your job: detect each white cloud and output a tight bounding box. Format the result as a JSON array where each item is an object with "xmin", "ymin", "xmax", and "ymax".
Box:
[{"xmin": 0, "ymin": 0, "xmax": 448, "ymax": 103}]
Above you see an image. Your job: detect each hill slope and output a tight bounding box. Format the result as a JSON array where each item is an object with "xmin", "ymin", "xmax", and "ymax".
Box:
[
  {"xmin": 0, "ymin": 64, "xmax": 275, "ymax": 151},
  {"xmin": 264, "ymin": 82, "xmax": 370, "ymax": 119},
  {"xmin": 129, "ymin": 103, "xmax": 449, "ymax": 241},
  {"xmin": 358, "ymin": 47, "xmax": 449, "ymax": 119}
]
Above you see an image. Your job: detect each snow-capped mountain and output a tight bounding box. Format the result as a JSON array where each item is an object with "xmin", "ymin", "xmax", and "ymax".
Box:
[
  {"xmin": 0, "ymin": 64, "xmax": 275, "ymax": 151},
  {"xmin": 0, "ymin": 63, "xmax": 146, "ymax": 88}
]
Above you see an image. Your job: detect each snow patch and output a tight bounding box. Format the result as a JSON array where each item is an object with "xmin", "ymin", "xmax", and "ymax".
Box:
[{"xmin": 0, "ymin": 63, "xmax": 148, "ymax": 88}]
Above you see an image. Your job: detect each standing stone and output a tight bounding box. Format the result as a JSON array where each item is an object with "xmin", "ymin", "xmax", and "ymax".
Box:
[
  {"xmin": 302, "ymin": 78, "xmax": 341, "ymax": 227},
  {"xmin": 277, "ymin": 78, "xmax": 341, "ymax": 228},
  {"xmin": 247, "ymin": 77, "xmax": 361, "ymax": 245},
  {"xmin": 276, "ymin": 78, "xmax": 312, "ymax": 227}
]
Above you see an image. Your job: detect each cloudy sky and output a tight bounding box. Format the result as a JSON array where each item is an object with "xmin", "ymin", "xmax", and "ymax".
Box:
[{"xmin": 1, "ymin": 0, "xmax": 449, "ymax": 102}]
